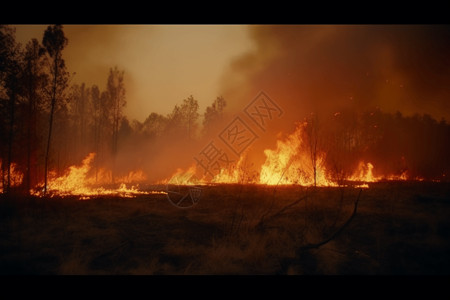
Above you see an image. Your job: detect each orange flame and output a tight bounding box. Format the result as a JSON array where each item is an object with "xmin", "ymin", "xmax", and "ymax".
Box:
[
  {"xmin": 32, "ymin": 153, "xmax": 166, "ymax": 198},
  {"xmin": 161, "ymin": 164, "xmax": 200, "ymax": 185},
  {"xmin": 116, "ymin": 170, "xmax": 147, "ymax": 184},
  {"xmin": 0, "ymin": 160, "xmax": 24, "ymax": 193},
  {"xmin": 349, "ymin": 162, "xmax": 378, "ymax": 182},
  {"xmin": 259, "ymin": 123, "xmax": 336, "ymax": 187},
  {"xmin": 212, "ymin": 153, "xmax": 253, "ymax": 184},
  {"xmin": 158, "ymin": 124, "xmax": 434, "ymax": 188}
]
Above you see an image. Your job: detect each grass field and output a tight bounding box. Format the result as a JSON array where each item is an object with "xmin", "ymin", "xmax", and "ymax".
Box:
[{"xmin": 0, "ymin": 181, "xmax": 449, "ymax": 275}]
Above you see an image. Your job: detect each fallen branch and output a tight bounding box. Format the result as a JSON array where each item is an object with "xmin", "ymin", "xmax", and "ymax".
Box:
[
  {"xmin": 256, "ymin": 195, "xmax": 309, "ymax": 230},
  {"xmin": 298, "ymin": 188, "xmax": 362, "ymax": 251}
]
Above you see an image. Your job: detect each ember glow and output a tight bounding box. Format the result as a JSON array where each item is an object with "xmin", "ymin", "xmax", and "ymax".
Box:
[
  {"xmin": 259, "ymin": 123, "xmax": 335, "ymax": 186},
  {"xmin": 0, "ymin": 160, "xmax": 24, "ymax": 193},
  {"xmin": 350, "ymin": 162, "xmax": 377, "ymax": 183},
  {"xmin": 162, "ymin": 165, "xmax": 199, "ymax": 186},
  {"xmin": 1, "ymin": 25, "xmax": 449, "ymax": 199},
  {"xmin": 31, "ymin": 153, "xmax": 166, "ymax": 199},
  {"xmin": 160, "ymin": 122, "xmax": 430, "ymax": 188},
  {"xmin": 212, "ymin": 154, "xmax": 250, "ymax": 184},
  {"xmin": 3, "ymin": 24, "xmax": 450, "ymax": 278}
]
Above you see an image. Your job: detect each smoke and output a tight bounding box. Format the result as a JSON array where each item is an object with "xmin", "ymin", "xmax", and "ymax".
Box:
[{"xmin": 220, "ymin": 25, "xmax": 450, "ymax": 126}]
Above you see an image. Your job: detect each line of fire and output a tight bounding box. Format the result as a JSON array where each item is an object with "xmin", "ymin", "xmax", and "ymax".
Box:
[
  {"xmin": 1, "ymin": 25, "xmax": 449, "ymax": 275},
  {"xmin": 2, "ymin": 25, "xmax": 449, "ymax": 199}
]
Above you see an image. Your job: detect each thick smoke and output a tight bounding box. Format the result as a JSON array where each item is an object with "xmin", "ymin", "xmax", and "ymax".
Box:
[
  {"xmin": 221, "ymin": 25, "xmax": 450, "ymax": 124},
  {"xmin": 214, "ymin": 25, "xmax": 450, "ymax": 180}
]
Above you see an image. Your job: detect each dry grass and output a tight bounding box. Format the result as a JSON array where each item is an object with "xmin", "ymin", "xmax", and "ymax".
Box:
[{"xmin": 0, "ymin": 181, "xmax": 449, "ymax": 275}]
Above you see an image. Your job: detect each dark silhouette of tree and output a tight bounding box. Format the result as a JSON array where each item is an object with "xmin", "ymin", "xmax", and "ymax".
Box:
[
  {"xmin": 166, "ymin": 104, "xmax": 184, "ymax": 136},
  {"xmin": 166, "ymin": 95, "xmax": 199, "ymax": 139},
  {"xmin": 42, "ymin": 24, "xmax": 68, "ymax": 195},
  {"xmin": 0, "ymin": 25, "xmax": 22, "ymax": 194},
  {"xmin": 143, "ymin": 112, "xmax": 168, "ymax": 138},
  {"xmin": 304, "ymin": 113, "xmax": 320, "ymax": 187},
  {"xmin": 106, "ymin": 66, "xmax": 126, "ymax": 183},
  {"xmin": 69, "ymin": 83, "xmax": 89, "ymax": 162},
  {"xmin": 180, "ymin": 95, "xmax": 199, "ymax": 140},
  {"xmin": 22, "ymin": 38, "xmax": 47, "ymax": 192},
  {"xmin": 203, "ymin": 96, "xmax": 226, "ymax": 136},
  {"xmin": 89, "ymin": 84, "xmax": 104, "ymax": 180}
]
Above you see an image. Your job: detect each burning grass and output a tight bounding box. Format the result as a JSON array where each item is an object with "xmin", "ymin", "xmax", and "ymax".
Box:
[{"xmin": 28, "ymin": 153, "xmax": 167, "ymax": 199}]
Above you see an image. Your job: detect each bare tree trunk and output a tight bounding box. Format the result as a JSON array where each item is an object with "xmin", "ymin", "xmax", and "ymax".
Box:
[
  {"xmin": 26, "ymin": 60, "xmax": 35, "ymax": 194},
  {"xmin": 26, "ymin": 102, "xmax": 32, "ymax": 193},
  {"xmin": 1, "ymin": 162, "xmax": 5, "ymax": 192},
  {"xmin": 299, "ymin": 188, "xmax": 362, "ymax": 251},
  {"xmin": 44, "ymin": 57, "xmax": 58, "ymax": 195},
  {"xmin": 307, "ymin": 115, "xmax": 319, "ymax": 188},
  {"xmin": 312, "ymin": 138, "xmax": 317, "ymax": 187},
  {"xmin": 111, "ymin": 97, "xmax": 119, "ymax": 184},
  {"xmin": 6, "ymin": 90, "xmax": 15, "ymax": 194}
]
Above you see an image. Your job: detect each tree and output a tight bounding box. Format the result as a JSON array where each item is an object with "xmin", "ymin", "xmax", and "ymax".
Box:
[
  {"xmin": 166, "ymin": 95, "xmax": 199, "ymax": 140},
  {"xmin": 87, "ymin": 85, "xmax": 113, "ymax": 182},
  {"xmin": 22, "ymin": 38, "xmax": 47, "ymax": 192},
  {"xmin": 106, "ymin": 66, "xmax": 126, "ymax": 183},
  {"xmin": 166, "ymin": 104, "xmax": 184, "ymax": 136},
  {"xmin": 69, "ymin": 82, "xmax": 89, "ymax": 161},
  {"xmin": 143, "ymin": 112, "xmax": 168, "ymax": 138},
  {"xmin": 203, "ymin": 96, "xmax": 226, "ymax": 135},
  {"xmin": 90, "ymin": 85, "xmax": 101, "ymax": 156},
  {"xmin": 42, "ymin": 25, "xmax": 68, "ymax": 195},
  {"xmin": 304, "ymin": 113, "xmax": 319, "ymax": 187},
  {"xmin": 0, "ymin": 25, "xmax": 22, "ymax": 194},
  {"xmin": 181, "ymin": 95, "xmax": 199, "ymax": 140}
]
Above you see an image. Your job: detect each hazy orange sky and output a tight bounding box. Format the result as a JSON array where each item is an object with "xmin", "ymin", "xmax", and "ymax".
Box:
[
  {"xmin": 13, "ymin": 24, "xmax": 450, "ymax": 125},
  {"xmin": 14, "ymin": 24, "xmax": 254, "ymax": 122}
]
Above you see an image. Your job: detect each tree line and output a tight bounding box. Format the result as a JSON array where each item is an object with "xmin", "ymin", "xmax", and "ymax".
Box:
[
  {"xmin": 0, "ymin": 25, "xmax": 227, "ymax": 195},
  {"xmin": 303, "ymin": 108, "xmax": 450, "ymax": 184},
  {"xmin": 2, "ymin": 25, "xmax": 448, "ymax": 195}
]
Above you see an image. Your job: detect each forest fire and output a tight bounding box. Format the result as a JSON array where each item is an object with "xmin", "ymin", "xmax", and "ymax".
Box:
[
  {"xmin": 160, "ymin": 122, "xmax": 430, "ymax": 189},
  {"xmin": 0, "ymin": 160, "xmax": 24, "ymax": 193},
  {"xmin": 30, "ymin": 153, "xmax": 166, "ymax": 199},
  {"xmin": 350, "ymin": 162, "xmax": 377, "ymax": 183},
  {"xmin": 0, "ymin": 123, "xmax": 438, "ymax": 199},
  {"xmin": 2, "ymin": 25, "xmax": 450, "ymax": 276},
  {"xmin": 258, "ymin": 123, "xmax": 335, "ymax": 186},
  {"xmin": 0, "ymin": 24, "xmax": 448, "ymax": 198},
  {"xmin": 27, "ymin": 133, "xmax": 430, "ymax": 199}
]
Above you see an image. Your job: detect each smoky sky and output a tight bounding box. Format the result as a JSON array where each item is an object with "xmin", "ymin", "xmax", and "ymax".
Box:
[
  {"xmin": 14, "ymin": 25, "xmax": 253, "ymax": 122},
  {"xmin": 220, "ymin": 25, "xmax": 450, "ymax": 127}
]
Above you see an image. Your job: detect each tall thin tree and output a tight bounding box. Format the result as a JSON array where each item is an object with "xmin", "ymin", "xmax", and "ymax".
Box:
[
  {"xmin": 306, "ymin": 113, "xmax": 319, "ymax": 187},
  {"xmin": 23, "ymin": 39, "xmax": 46, "ymax": 193},
  {"xmin": 106, "ymin": 67, "xmax": 126, "ymax": 183},
  {"xmin": 42, "ymin": 25, "xmax": 68, "ymax": 195},
  {"xmin": 0, "ymin": 25, "xmax": 21, "ymax": 194}
]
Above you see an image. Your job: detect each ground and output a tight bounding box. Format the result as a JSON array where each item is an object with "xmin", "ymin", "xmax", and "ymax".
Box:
[{"xmin": 0, "ymin": 181, "xmax": 449, "ymax": 275}]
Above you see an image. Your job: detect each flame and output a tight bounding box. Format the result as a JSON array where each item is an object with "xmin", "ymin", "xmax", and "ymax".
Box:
[
  {"xmin": 45, "ymin": 152, "xmax": 96, "ymax": 195},
  {"xmin": 259, "ymin": 123, "xmax": 337, "ymax": 187},
  {"xmin": 87, "ymin": 167, "xmax": 112, "ymax": 185},
  {"xmin": 384, "ymin": 171, "xmax": 409, "ymax": 181},
  {"xmin": 212, "ymin": 153, "xmax": 252, "ymax": 184},
  {"xmin": 31, "ymin": 153, "xmax": 166, "ymax": 199},
  {"xmin": 0, "ymin": 160, "xmax": 24, "ymax": 193},
  {"xmin": 354, "ymin": 183, "xmax": 370, "ymax": 189},
  {"xmin": 157, "ymin": 124, "xmax": 434, "ymax": 189},
  {"xmin": 116, "ymin": 170, "xmax": 147, "ymax": 184},
  {"xmin": 349, "ymin": 161, "xmax": 426, "ymax": 183},
  {"xmin": 162, "ymin": 164, "xmax": 199, "ymax": 185},
  {"xmin": 349, "ymin": 162, "xmax": 378, "ymax": 182}
]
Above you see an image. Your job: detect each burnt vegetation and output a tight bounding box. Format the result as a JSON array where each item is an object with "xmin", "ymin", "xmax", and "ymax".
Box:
[
  {"xmin": 0, "ymin": 182, "xmax": 449, "ymax": 274},
  {"xmin": 1, "ymin": 25, "xmax": 450, "ymax": 275},
  {"xmin": 1, "ymin": 25, "xmax": 450, "ymax": 194}
]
